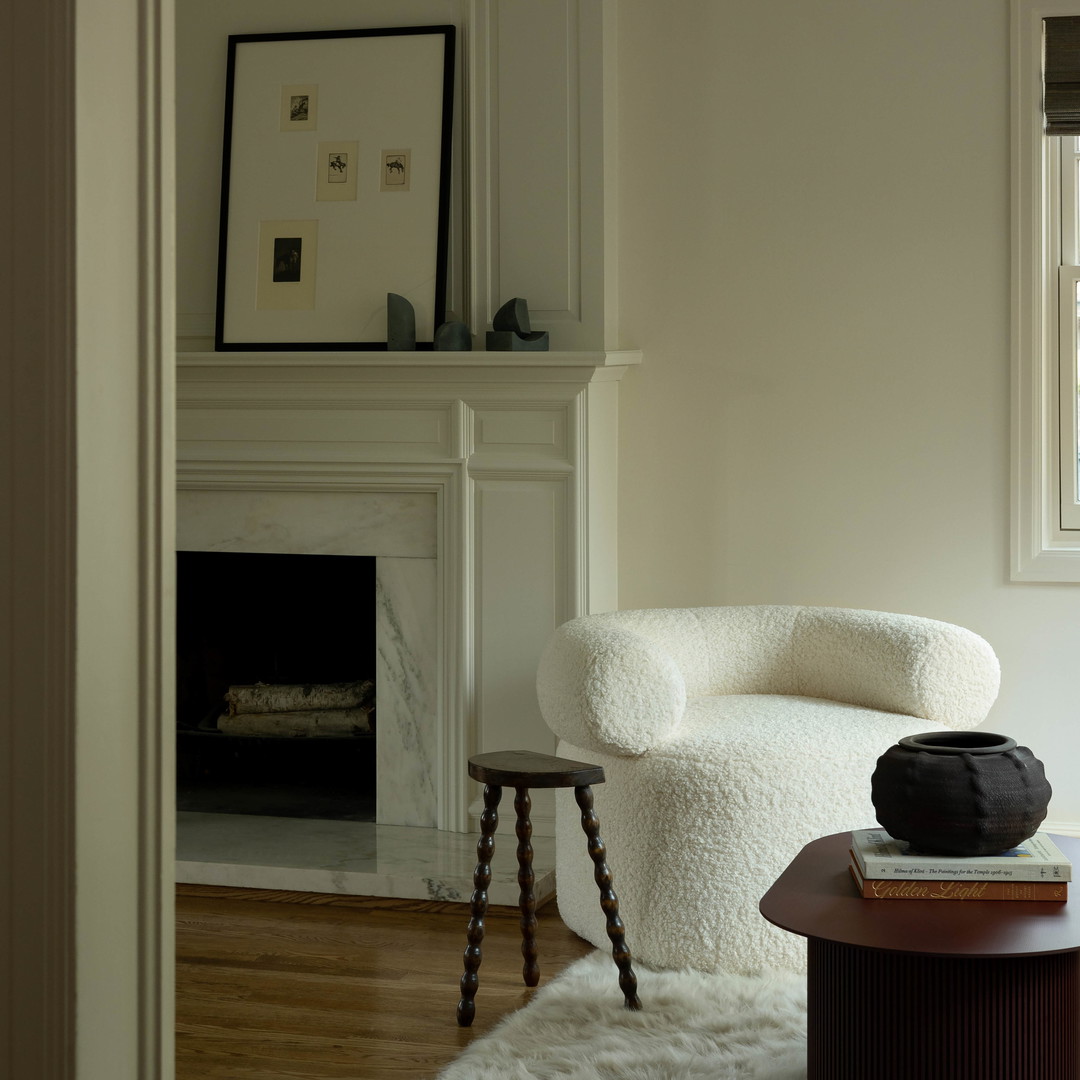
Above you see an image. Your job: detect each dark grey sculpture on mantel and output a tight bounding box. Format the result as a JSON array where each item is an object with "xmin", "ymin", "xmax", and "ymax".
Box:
[
  {"xmin": 434, "ymin": 321, "xmax": 472, "ymax": 350},
  {"xmin": 485, "ymin": 297, "xmax": 549, "ymax": 351},
  {"xmin": 386, "ymin": 292, "xmax": 416, "ymax": 351}
]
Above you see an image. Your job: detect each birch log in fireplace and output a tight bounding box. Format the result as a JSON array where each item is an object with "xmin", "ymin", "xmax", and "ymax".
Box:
[
  {"xmin": 224, "ymin": 680, "xmax": 374, "ymax": 716},
  {"xmin": 176, "ymin": 350, "xmax": 640, "ymax": 837}
]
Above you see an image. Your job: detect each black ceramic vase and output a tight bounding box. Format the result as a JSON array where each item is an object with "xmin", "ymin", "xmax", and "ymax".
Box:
[{"xmin": 870, "ymin": 731, "xmax": 1052, "ymax": 857}]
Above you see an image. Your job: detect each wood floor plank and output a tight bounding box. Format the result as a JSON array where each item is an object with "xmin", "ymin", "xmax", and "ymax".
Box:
[{"xmin": 176, "ymin": 885, "xmax": 594, "ymax": 1079}]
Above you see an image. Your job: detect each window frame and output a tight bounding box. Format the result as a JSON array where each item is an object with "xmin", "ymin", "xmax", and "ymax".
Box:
[{"xmin": 1012, "ymin": 0, "xmax": 1080, "ymax": 580}]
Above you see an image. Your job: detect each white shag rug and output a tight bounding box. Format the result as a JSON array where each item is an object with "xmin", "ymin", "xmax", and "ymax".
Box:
[{"xmin": 439, "ymin": 951, "xmax": 807, "ymax": 1080}]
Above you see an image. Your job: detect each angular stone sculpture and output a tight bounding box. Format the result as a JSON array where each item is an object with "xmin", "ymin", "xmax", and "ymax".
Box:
[
  {"xmin": 485, "ymin": 297, "xmax": 549, "ymax": 351},
  {"xmin": 434, "ymin": 321, "xmax": 473, "ymax": 351},
  {"xmin": 387, "ymin": 292, "xmax": 416, "ymax": 351}
]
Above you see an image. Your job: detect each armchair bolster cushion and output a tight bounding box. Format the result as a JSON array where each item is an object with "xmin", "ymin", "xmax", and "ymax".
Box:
[
  {"xmin": 788, "ymin": 607, "xmax": 1000, "ymax": 731},
  {"xmin": 537, "ymin": 606, "xmax": 1000, "ymax": 756},
  {"xmin": 536, "ymin": 620, "xmax": 687, "ymax": 756}
]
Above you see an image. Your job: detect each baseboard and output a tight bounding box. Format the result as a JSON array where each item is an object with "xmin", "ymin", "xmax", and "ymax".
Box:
[
  {"xmin": 1043, "ymin": 820, "xmax": 1080, "ymax": 839},
  {"xmin": 467, "ymin": 797, "xmax": 555, "ymax": 838},
  {"xmin": 174, "ymin": 882, "xmax": 556, "ymax": 912}
]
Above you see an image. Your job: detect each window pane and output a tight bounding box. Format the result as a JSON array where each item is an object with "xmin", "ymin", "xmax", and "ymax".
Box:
[{"xmin": 1059, "ymin": 268, "xmax": 1080, "ymax": 528}]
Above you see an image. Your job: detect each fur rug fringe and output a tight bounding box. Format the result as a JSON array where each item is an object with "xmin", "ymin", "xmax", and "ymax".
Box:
[{"xmin": 440, "ymin": 951, "xmax": 806, "ymax": 1079}]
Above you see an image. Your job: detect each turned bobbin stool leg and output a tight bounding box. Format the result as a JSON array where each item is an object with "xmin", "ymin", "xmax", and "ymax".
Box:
[
  {"xmin": 456, "ymin": 750, "xmax": 642, "ymax": 1025},
  {"xmin": 456, "ymin": 783, "xmax": 501, "ymax": 1027},
  {"xmin": 514, "ymin": 786, "xmax": 540, "ymax": 987},
  {"xmin": 575, "ymin": 783, "xmax": 640, "ymax": 1010}
]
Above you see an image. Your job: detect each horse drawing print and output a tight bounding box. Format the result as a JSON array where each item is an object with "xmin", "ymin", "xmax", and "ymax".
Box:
[{"xmin": 381, "ymin": 153, "xmax": 409, "ymax": 190}]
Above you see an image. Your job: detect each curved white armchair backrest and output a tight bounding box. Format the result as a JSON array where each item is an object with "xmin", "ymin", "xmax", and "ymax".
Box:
[{"xmin": 537, "ymin": 606, "xmax": 1001, "ymax": 757}]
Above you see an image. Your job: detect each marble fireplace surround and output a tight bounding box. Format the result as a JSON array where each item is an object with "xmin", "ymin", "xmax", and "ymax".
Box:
[
  {"xmin": 174, "ymin": 350, "xmax": 638, "ymax": 902},
  {"xmin": 178, "ymin": 486, "xmax": 441, "ymax": 829}
]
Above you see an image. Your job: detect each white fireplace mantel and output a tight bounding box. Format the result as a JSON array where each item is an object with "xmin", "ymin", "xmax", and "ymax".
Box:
[{"xmin": 176, "ymin": 348, "xmax": 640, "ymax": 839}]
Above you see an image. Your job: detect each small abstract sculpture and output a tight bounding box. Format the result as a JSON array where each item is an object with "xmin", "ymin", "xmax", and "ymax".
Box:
[
  {"xmin": 434, "ymin": 321, "xmax": 472, "ymax": 350},
  {"xmin": 386, "ymin": 292, "xmax": 416, "ymax": 351},
  {"xmin": 485, "ymin": 297, "xmax": 549, "ymax": 351}
]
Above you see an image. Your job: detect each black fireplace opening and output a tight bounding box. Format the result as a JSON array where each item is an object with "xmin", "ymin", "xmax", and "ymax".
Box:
[{"xmin": 176, "ymin": 550, "xmax": 378, "ymax": 821}]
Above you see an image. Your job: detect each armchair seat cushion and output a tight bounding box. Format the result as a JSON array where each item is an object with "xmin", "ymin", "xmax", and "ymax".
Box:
[{"xmin": 554, "ymin": 697, "xmax": 952, "ymax": 974}]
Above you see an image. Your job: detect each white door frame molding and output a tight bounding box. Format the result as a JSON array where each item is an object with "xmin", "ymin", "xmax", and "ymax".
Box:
[{"xmin": 1, "ymin": 0, "xmax": 175, "ymax": 1076}]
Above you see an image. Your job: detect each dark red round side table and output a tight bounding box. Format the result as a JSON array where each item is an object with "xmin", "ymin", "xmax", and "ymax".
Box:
[{"xmin": 760, "ymin": 831, "xmax": 1080, "ymax": 1080}]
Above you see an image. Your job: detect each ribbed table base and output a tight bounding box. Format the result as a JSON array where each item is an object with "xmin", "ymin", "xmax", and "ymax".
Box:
[{"xmin": 808, "ymin": 938, "xmax": 1080, "ymax": 1079}]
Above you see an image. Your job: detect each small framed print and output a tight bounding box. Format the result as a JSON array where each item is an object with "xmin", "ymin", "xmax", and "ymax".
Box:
[
  {"xmin": 216, "ymin": 26, "xmax": 455, "ymax": 349},
  {"xmin": 256, "ymin": 220, "xmax": 317, "ymax": 311},
  {"xmin": 280, "ymin": 84, "xmax": 318, "ymax": 131},
  {"xmin": 380, "ymin": 149, "xmax": 411, "ymax": 192},
  {"xmin": 315, "ymin": 140, "xmax": 359, "ymax": 201}
]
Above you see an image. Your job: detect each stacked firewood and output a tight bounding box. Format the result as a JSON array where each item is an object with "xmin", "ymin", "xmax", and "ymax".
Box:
[{"xmin": 216, "ymin": 680, "xmax": 374, "ymax": 737}]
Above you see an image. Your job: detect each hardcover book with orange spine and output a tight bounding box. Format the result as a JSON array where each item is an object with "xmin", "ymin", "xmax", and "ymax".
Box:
[{"xmin": 848, "ymin": 857, "xmax": 1068, "ymax": 901}]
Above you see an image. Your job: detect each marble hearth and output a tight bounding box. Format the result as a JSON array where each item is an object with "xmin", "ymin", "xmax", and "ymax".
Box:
[
  {"xmin": 177, "ymin": 814, "xmax": 554, "ymax": 905},
  {"xmin": 175, "ymin": 350, "xmax": 639, "ymax": 902}
]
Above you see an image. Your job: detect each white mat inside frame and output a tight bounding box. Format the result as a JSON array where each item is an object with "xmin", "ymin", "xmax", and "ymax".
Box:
[{"xmin": 439, "ymin": 951, "xmax": 807, "ymax": 1080}]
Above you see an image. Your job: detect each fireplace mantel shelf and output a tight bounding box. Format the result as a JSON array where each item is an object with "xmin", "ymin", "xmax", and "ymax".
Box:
[
  {"xmin": 178, "ymin": 349, "xmax": 641, "ymax": 383},
  {"xmin": 180, "ymin": 349, "xmax": 639, "ymax": 365}
]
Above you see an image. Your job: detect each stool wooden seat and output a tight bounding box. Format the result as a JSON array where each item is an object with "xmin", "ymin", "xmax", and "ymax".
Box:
[{"xmin": 456, "ymin": 749, "xmax": 641, "ymax": 1026}]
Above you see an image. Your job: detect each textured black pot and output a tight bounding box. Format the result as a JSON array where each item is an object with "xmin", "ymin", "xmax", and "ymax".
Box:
[{"xmin": 870, "ymin": 731, "xmax": 1052, "ymax": 857}]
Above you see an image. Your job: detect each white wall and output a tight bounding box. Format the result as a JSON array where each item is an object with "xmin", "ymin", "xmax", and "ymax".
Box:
[{"xmin": 615, "ymin": 0, "xmax": 1080, "ymax": 824}]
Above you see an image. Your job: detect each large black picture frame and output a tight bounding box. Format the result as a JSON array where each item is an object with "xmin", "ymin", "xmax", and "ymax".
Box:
[{"xmin": 214, "ymin": 25, "xmax": 455, "ymax": 351}]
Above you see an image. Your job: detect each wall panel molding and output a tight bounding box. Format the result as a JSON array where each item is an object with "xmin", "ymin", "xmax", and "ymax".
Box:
[{"xmin": 467, "ymin": 0, "xmax": 618, "ymax": 349}]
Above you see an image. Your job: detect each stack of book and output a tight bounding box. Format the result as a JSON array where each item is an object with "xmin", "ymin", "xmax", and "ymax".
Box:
[{"xmin": 849, "ymin": 828, "xmax": 1071, "ymax": 901}]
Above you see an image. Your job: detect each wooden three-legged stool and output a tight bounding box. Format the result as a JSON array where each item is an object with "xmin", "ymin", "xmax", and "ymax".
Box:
[{"xmin": 455, "ymin": 749, "xmax": 641, "ymax": 1026}]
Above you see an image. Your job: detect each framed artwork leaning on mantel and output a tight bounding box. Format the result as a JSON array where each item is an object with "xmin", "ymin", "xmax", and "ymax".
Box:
[{"xmin": 214, "ymin": 25, "xmax": 455, "ymax": 351}]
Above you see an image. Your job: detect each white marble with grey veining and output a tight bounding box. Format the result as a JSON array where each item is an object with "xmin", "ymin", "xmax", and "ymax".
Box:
[
  {"xmin": 177, "ymin": 488, "xmax": 437, "ymax": 558},
  {"xmin": 176, "ymin": 811, "xmax": 555, "ymax": 906},
  {"xmin": 178, "ymin": 486, "xmax": 441, "ymax": 830},
  {"xmin": 375, "ymin": 556, "xmax": 439, "ymax": 827}
]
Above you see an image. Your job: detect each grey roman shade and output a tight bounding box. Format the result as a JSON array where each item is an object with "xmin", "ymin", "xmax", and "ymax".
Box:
[{"xmin": 1045, "ymin": 16, "xmax": 1080, "ymax": 134}]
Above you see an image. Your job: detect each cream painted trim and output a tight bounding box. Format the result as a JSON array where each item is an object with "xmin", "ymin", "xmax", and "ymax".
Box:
[
  {"xmin": 1011, "ymin": 0, "xmax": 1080, "ymax": 580},
  {"xmin": 466, "ymin": 0, "xmax": 496, "ymax": 338},
  {"xmin": 465, "ymin": 0, "xmax": 618, "ymax": 349},
  {"xmin": 4, "ymin": 0, "xmax": 174, "ymax": 1075},
  {"xmin": 138, "ymin": 0, "xmax": 177, "ymax": 1071},
  {"xmin": 176, "ymin": 349, "xmax": 642, "ymax": 376},
  {"xmin": 1045, "ymin": 820, "xmax": 1080, "ymax": 838},
  {"xmin": 75, "ymin": 0, "xmax": 176, "ymax": 1070}
]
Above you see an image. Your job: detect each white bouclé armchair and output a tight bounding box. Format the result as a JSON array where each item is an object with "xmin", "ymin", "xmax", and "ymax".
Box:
[{"xmin": 536, "ymin": 606, "xmax": 1001, "ymax": 974}]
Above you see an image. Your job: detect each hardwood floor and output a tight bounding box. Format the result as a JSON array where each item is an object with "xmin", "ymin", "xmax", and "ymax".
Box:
[{"xmin": 175, "ymin": 885, "xmax": 594, "ymax": 1079}]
